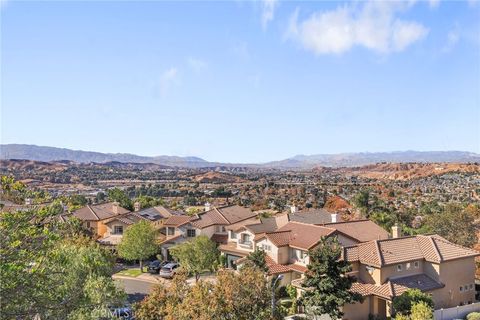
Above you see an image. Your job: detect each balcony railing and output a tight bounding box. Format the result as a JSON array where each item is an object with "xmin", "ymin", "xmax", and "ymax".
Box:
[{"xmin": 238, "ymin": 241, "xmax": 253, "ymax": 249}]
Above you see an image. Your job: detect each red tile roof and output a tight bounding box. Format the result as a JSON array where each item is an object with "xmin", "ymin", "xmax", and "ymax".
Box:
[
  {"xmin": 73, "ymin": 202, "xmax": 130, "ymax": 221},
  {"xmin": 325, "ymin": 220, "xmax": 389, "ymax": 242},
  {"xmin": 163, "ymin": 215, "xmax": 194, "ymax": 227},
  {"xmin": 343, "ymin": 234, "xmax": 480, "ymax": 267}
]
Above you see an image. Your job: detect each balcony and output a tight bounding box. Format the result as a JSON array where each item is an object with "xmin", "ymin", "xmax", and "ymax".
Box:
[{"xmin": 238, "ymin": 241, "xmax": 253, "ymax": 249}]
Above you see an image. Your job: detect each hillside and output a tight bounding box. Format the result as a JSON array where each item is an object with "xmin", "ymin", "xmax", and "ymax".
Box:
[
  {"xmin": 1, "ymin": 144, "xmax": 479, "ymax": 169},
  {"xmin": 315, "ymin": 162, "xmax": 480, "ymax": 180},
  {"xmin": 192, "ymin": 172, "xmax": 248, "ymax": 184}
]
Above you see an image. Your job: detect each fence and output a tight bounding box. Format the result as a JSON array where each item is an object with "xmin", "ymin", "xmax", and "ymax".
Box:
[{"xmin": 434, "ymin": 302, "xmax": 480, "ymax": 320}]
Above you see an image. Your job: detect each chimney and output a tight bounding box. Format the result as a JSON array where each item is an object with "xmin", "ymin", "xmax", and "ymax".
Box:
[
  {"xmin": 134, "ymin": 202, "xmax": 141, "ymax": 212},
  {"xmin": 112, "ymin": 201, "xmax": 119, "ymax": 214},
  {"xmin": 290, "ymin": 205, "xmax": 297, "ymax": 213},
  {"xmin": 331, "ymin": 213, "xmax": 339, "ymax": 223},
  {"xmin": 392, "ymin": 224, "xmax": 402, "ymax": 238},
  {"xmin": 205, "ymin": 202, "xmax": 211, "ymax": 212}
]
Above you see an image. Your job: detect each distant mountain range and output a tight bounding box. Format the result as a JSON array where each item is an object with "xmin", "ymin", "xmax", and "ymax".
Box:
[{"xmin": 1, "ymin": 144, "xmax": 479, "ymax": 169}]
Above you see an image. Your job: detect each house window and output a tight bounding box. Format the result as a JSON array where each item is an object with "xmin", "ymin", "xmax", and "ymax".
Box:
[
  {"xmin": 241, "ymin": 233, "xmax": 251, "ymax": 243},
  {"xmin": 470, "ymin": 284, "xmax": 474, "ymax": 291},
  {"xmin": 414, "ymin": 261, "xmax": 419, "ymax": 268},
  {"xmin": 396, "ymin": 264, "xmax": 403, "ymax": 272},
  {"xmin": 261, "ymin": 244, "xmax": 271, "ymax": 252},
  {"xmin": 187, "ymin": 229, "xmax": 196, "ymax": 237},
  {"xmin": 167, "ymin": 227, "xmax": 175, "ymax": 236},
  {"xmin": 113, "ymin": 226, "xmax": 123, "ymax": 235},
  {"xmin": 86, "ymin": 221, "xmax": 91, "ymax": 228},
  {"xmin": 215, "ymin": 225, "xmax": 226, "ymax": 233},
  {"xmin": 406, "ymin": 262, "xmax": 411, "ymax": 270},
  {"xmin": 459, "ymin": 286, "xmax": 464, "ymax": 292},
  {"xmin": 230, "ymin": 231, "xmax": 237, "ymax": 239}
]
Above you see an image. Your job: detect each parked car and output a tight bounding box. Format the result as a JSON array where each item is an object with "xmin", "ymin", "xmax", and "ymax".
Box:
[
  {"xmin": 147, "ymin": 260, "xmax": 168, "ymax": 274},
  {"xmin": 159, "ymin": 262, "xmax": 179, "ymax": 278}
]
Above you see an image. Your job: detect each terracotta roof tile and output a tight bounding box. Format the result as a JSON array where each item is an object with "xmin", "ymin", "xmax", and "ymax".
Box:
[
  {"xmin": 325, "ymin": 220, "xmax": 389, "ymax": 242},
  {"xmin": 344, "ymin": 235, "xmax": 480, "ymax": 267},
  {"xmin": 73, "ymin": 202, "xmax": 129, "ymax": 221},
  {"xmin": 163, "ymin": 215, "xmax": 194, "ymax": 227}
]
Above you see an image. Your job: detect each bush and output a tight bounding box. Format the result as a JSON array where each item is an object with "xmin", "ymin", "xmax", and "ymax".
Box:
[
  {"xmin": 276, "ymin": 286, "xmax": 289, "ymax": 298},
  {"xmin": 410, "ymin": 301, "xmax": 433, "ymax": 320},
  {"xmin": 393, "ymin": 289, "xmax": 434, "ymax": 315},
  {"xmin": 467, "ymin": 312, "xmax": 480, "ymax": 320}
]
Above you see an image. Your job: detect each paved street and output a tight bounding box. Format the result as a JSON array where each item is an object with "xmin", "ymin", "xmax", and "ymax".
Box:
[{"xmin": 114, "ymin": 277, "xmax": 156, "ymax": 303}]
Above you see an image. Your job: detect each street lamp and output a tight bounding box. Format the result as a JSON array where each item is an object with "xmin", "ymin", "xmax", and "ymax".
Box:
[{"xmin": 271, "ymin": 274, "xmax": 284, "ymax": 317}]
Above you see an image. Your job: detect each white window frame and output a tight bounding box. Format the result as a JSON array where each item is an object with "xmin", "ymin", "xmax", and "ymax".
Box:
[
  {"xmin": 459, "ymin": 286, "xmax": 464, "ymax": 292},
  {"xmin": 186, "ymin": 229, "xmax": 196, "ymax": 237},
  {"xmin": 113, "ymin": 225, "xmax": 123, "ymax": 235},
  {"xmin": 230, "ymin": 231, "xmax": 237, "ymax": 239},
  {"xmin": 396, "ymin": 264, "xmax": 403, "ymax": 272},
  {"xmin": 167, "ymin": 227, "xmax": 175, "ymax": 236},
  {"xmin": 414, "ymin": 261, "xmax": 419, "ymax": 268}
]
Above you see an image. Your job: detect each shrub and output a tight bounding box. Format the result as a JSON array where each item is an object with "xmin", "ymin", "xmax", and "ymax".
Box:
[{"xmin": 467, "ymin": 312, "xmax": 480, "ymax": 320}]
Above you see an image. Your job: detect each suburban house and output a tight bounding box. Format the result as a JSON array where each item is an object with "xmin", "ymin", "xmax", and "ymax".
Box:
[
  {"xmin": 159, "ymin": 204, "xmax": 257, "ymax": 260},
  {"xmin": 338, "ymin": 230, "xmax": 479, "ymax": 320},
  {"xmin": 98, "ymin": 204, "xmax": 185, "ymax": 246},
  {"xmin": 220, "ymin": 217, "xmax": 389, "ymax": 286},
  {"xmin": 72, "ymin": 202, "xmax": 130, "ymax": 237}
]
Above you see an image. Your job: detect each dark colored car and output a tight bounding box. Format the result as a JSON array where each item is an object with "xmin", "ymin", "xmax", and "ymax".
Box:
[
  {"xmin": 147, "ymin": 260, "xmax": 168, "ymax": 274},
  {"xmin": 159, "ymin": 262, "xmax": 179, "ymax": 278}
]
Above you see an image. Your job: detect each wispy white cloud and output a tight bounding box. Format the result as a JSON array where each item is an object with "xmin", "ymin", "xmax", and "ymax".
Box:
[
  {"xmin": 442, "ymin": 24, "xmax": 460, "ymax": 52},
  {"xmin": 187, "ymin": 57, "xmax": 208, "ymax": 72},
  {"xmin": 286, "ymin": 1, "xmax": 429, "ymax": 55},
  {"xmin": 159, "ymin": 67, "xmax": 178, "ymax": 97},
  {"xmin": 261, "ymin": 0, "xmax": 278, "ymax": 30}
]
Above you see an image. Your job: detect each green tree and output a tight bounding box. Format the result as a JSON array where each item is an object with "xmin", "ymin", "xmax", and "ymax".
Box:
[
  {"xmin": 107, "ymin": 188, "xmax": 133, "ymax": 211},
  {"xmin": 353, "ymin": 189, "xmax": 371, "ymax": 216},
  {"xmin": 246, "ymin": 248, "xmax": 269, "ymax": 273},
  {"xmin": 423, "ymin": 204, "xmax": 476, "ymax": 247},
  {"xmin": 117, "ymin": 221, "xmax": 158, "ymax": 271},
  {"xmin": 170, "ymin": 235, "xmax": 219, "ymax": 281},
  {"xmin": 300, "ymin": 236, "xmax": 363, "ymax": 319},
  {"xmin": 393, "ymin": 289, "xmax": 434, "ymax": 316},
  {"xmin": 134, "ymin": 195, "xmax": 165, "ymax": 209},
  {"xmin": 0, "ymin": 209, "xmax": 124, "ymax": 319},
  {"xmin": 410, "ymin": 301, "xmax": 433, "ymax": 320}
]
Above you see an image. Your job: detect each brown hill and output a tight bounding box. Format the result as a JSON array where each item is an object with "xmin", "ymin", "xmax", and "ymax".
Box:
[
  {"xmin": 315, "ymin": 162, "xmax": 480, "ymax": 180},
  {"xmin": 192, "ymin": 171, "xmax": 247, "ymax": 184}
]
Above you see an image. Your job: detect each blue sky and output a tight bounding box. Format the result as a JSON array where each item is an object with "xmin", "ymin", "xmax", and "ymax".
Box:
[{"xmin": 1, "ymin": 0, "xmax": 479, "ymax": 163}]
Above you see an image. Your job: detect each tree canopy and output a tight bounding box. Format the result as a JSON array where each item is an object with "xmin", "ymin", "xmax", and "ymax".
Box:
[
  {"xmin": 423, "ymin": 203, "xmax": 476, "ymax": 247},
  {"xmin": 169, "ymin": 235, "xmax": 219, "ymax": 281},
  {"xmin": 393, "ymin": 289, "xmax": 434, "ymax": 316},
  {"xmin": 135, "ymin": 264, "xmax": 273, "ymax": 320},
  {"xmin": 0, "ymin": 209, "xmax": 124, "ymax": 319},
  {"xmin": 117, "ymin": 220, "xmax": 158, "ymax": 271},
  {"xmin": 246, "ymin": 248, "xmax": 269, "ymax": 273},
  {"xmin": 300, "ymin": 236, "xmax": 362, "ymax": 319}
]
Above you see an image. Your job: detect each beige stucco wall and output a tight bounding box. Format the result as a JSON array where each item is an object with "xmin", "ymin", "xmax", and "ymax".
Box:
[
  {"xmin": 337, "ymin": 234, "xmax": 359, "ymax": 247},
  {"xmin": 358, "ymin": 263, "xmax": 381, "ymax": 285},
  {"xmin": 104, "ymin": 220, "xmax": 129, "ymax": 237},
  {"xmin": 380, "ymin": 260, "xmax": 424, "ymax": 283},
  {"xmin": 343, "ymin": 296, "xmax": 372, "ymax": 320},
  {"xmin": 432, "ymin": 257, "xmax": 476, "ymax": 309}
]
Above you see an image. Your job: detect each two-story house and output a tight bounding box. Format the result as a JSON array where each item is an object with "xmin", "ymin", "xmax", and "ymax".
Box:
[
  {"xmin": 220, "ymin": 218, "xmax": 389, "ymax": 286},
  {"xmin": 337, "ymin": 232, "xmax": 480, "ymax": 320},
  {"xmin": 159, "ymin": 204, "xmax": 257, "ymax": 260},
  {"xmin": 73, "ymin": 202, "xmax": 130, "ymax": 237},
  {"xmin": 98, "ymin": 205, "xmax": 183, "ymax": 246}
]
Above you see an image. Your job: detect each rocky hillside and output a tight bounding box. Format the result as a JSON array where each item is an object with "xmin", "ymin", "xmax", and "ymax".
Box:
[{"xmin": 315, "ymin": 162, "xmax": 480, "ymax": 180}]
